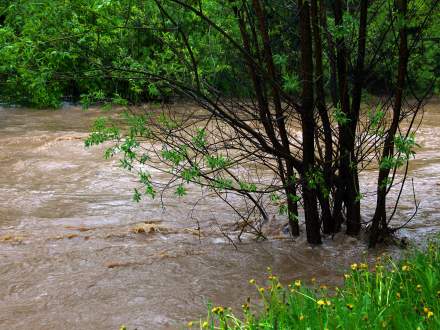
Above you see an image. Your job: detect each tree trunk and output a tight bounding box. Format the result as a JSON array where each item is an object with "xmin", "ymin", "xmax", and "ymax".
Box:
[
  {"xmin": 311, "ymin": 0, "xmax": 335, "ymax": 233},
  {"xmin": 298, "ymin": 0, "xmax": 321, "ymax": 244},
  {"xmin": 370, "ymin": 0, "xmax": 409, "ymax": 247},
  {"xmin": 333, "ymin": 0, "xmax": 361, "ymax": 236}
]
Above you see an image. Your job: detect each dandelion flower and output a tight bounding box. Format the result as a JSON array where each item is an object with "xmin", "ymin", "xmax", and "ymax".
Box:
[
  {"xmin": 424, "ymin": 307, "xmax": 434, "ymax": 318},
  {"xmin": 202, "ymin": 321, "xmax": 209, "ymax": 328},
  {"xmin": 317, "ymin": 299, "xmax": 330, "ymax": 307},
  {"xmin": 346, "ymin": 303, "xmax": 354, "ymax": 310},
  {"xmin": 259, "ymin": 287, "xmax": 265, "ymax": 294},
  {"xmin": 344, "ymin": 274, "xmax": 351, "ymax": 280},
  {"xmin": 416, "ymin": 284, "xmax": 422, "ymax": 292},
  {"xmin": 360, "ymin": 263, "xmax": 368, "ymax": 270},
  {"xmin": 351, "ymin": 263, "xmax": 358, "ymax": 270},
  {"xmin": 211, "ymin": 306, "xmax": 224, "ymax": 314},
  {"xmin": 294, "ymin": 280, "xmax": 301, "ymax": 288},
  {"xmin": 249, "ymin": 279, "xmax": 256, "ymax": 285},
  {"xmin": 402, "ymin": 265, "xmax": 410, "ymax": 272}
]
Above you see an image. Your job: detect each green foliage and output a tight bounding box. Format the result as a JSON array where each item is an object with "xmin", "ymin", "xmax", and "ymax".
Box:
[
  {"xmin": 239, "ymin": 181, "xmax": 257, "ymax": 193},
  {"xmin": 333, "ymin": 106, "xmax": 351, "ymax": 126},
  {"xmin": 175, "ymin": 184, "xmax": 187, "ymax": 197},
  {"xmin": 206, "ymin": 155, "xmax": 229, "ymax": 170},
  {"xmin": 1, "ymin": 0, "xmax": 438, "ymax": 107},
  {"xmin": 380, "ymin": 133, "xmax": 419, "ymax": 170},
  {"xmin": 306, "ymin": 168, "xmax": 329, "ymax": 198},
  {"xmin": 84, "ymin": 117, "xmax": 120, "ymax": 147},
  {"xmin": 192, "ymin": 128, "xmax": 207, "ymax": 149},
  {"xmin": 161, "ymin": 146, "xmax": 187, "ymax": 167},
  {"xmin": 193, "ymin": 238, "xmax": 440, "ymax": 329}
]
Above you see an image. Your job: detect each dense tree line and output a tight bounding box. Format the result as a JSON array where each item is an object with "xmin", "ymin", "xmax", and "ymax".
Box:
[
  {"xmin": 2, "ymin": 1, "xmax": 439, "ymax": 246},
  {"xmin": 0, "ymin": 1, "xmax": 438, "ymax": 107}
]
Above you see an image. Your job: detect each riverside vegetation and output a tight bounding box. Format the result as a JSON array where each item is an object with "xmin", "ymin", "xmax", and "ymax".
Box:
[{"xmin": 185, "ymin": 238, "xmax": 440, "ymax": 330}]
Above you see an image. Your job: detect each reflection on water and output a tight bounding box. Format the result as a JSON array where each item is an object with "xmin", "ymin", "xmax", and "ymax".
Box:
[{"xmin": 0, "ymin": 103, "xmax": 439, "ymax": 329}]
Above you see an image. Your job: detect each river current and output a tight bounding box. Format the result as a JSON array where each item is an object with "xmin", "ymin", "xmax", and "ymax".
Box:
[{"xmin": 0, "ymin": 103, "xmax": 439, "ymax": 329}]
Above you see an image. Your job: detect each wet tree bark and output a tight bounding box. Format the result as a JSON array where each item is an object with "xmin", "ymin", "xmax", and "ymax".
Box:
[
  {"xmin": 311, "ymin": 0, "xmax": 334, "ymax": 233},
  {"xmin": 298, "ymin": 0, "xmax": 321, "ymax": 244},
  {"xmin": 370, "ymin": 0, "xmax": 409, "ymax": 247},
  {"xmin": 333, "ymin": 0, "xmax": 361, "ymax": 236}
]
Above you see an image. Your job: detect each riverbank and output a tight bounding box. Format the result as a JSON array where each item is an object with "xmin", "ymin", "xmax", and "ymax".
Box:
[{"xmin": 194, "ymin": 237, "xmax": 440, "ymax": 329}]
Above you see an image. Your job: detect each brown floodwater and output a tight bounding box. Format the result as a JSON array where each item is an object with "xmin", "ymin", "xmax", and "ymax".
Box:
[{"xmin": 0, "ymin": 103, "xmax": 439, "ymax": 329}]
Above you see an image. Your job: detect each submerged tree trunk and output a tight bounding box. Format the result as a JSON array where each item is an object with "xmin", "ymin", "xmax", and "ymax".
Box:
[
  {"xmin": 298, "ymin": 0, "xmax": 321, "ymax": 244},
  {"xmin": 311, "ymin": 0, "xmax": 335, "ymax": 234},
  {"xmin": 333, "ymin": 0, "xmax": 361, "ymax": 236},
  {"xmin": 370, "ymin": 0, "xmax": 409, "ymax": 247}
]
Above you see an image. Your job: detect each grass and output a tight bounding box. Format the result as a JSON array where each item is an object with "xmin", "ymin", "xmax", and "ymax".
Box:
[{"xmin": 188, "ymin": 238, "xmax": 440, "ymax": 329}]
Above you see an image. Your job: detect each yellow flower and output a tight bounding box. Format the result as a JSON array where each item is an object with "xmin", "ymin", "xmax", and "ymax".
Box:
[
  {"xmin": 202, "ymin": 321, "xmax": 208, "ymax": 328},
  {"xmin": 396, "ymin": 292, "xmax": 401, "ymax": 299},
  {"xmin": 242, "ymin": 303, "xmax": 249, "ymax": 311},
  {"xmin": 344, "ymin": 274, "xmax": 351, "ymax": 280},
  {"xmin": 249, "ymin": 279, "xmax": 256, "ymax": 285},
  {"xmin": 187, "ymin": 321, "xmax": 193, "ymax": 327},
  {"xmin": 424, "ymin": 307, "xmax": 434, "ymax": 318},
  {"xmin": 360, "ymin": 263, "xmax": 368, "ymax": 270},
  {"xmin": 299, "ymin": 314, "xmax": 304, "ymax": 321},
  {"xmin": 276, "ymin": 283, "xmax": 282, "ymax": 290},
  {"xmin": 311, "ymin": 277, "xmax": 316, "ymax": 284},
  {"xmin": 402, "ymin": 265, "xmax": 410, "ymax": 272},
  {"xmin": 416, "ymin": 284, "xmax": 422, "ymax": 292},
  {"xmin": 294, "ymin": 280, "xmax": 301, "ymax": 288},
  {"xmin": 259, "ymin": 287, "xmax": 265, "ymax": 294},
  {"xmin": 351, "ymin": 263, "xmax": 358, "ymax": 270},
  {"xmin": 346, "ymin": 303, "xmax": 354, "ymax": 310},
  {"xmin": 211, "ymin": 306, "xmax": 224, "ymax": 314},
  {"xmin": 317, "ymin": 299, "xmax": 330, "ymax": 307},
  {"xmin": 267, "ymin": 266, "xmax": 272, "ymax": 272}
]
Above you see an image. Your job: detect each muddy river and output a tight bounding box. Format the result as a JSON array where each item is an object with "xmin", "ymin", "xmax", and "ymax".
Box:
[{"xmin": 0, "ymin": 103, "xmax": 439, "ymax": 329}]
